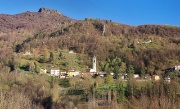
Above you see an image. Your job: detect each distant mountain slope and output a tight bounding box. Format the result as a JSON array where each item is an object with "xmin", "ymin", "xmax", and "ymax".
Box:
[
  {"xmin": 0, "ymin": 7, "xmax": 75, "ymax": 43},
  {"xmin": 0, "ymin": 7, "xmax": 180, "ymax": 45},
  {"xmin": 0, "ymin": 7, "xmax": 75, "ymax": 32},
  {"xmin": 48, "ymin": 19, "xmax": 180, "ymax": 38}
]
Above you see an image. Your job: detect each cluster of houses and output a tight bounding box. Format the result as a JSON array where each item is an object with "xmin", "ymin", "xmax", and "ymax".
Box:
[
  {"xmin": 40, "ymin": 68, "xmax": 80, "ymax": 78},
  {"xmin": 39, "ymin": 55, "xmax": 179, "ymax": 83},
  {"xmin": 39, "ymin": 67, "xmax": 163, "ymax": 82},
  {"xmin": 22, "ymin": 50, "xmax": 178, "ymax": 83},
  {"xmin": 39, "ymin": 56, "xmax": 97, "ymax": 78}
]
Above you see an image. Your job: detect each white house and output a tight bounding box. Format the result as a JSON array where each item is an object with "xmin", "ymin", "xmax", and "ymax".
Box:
[
  {"xmin": 23, "ymin": 51, "xmax": 31, "ymax": 55},
  {"xmin": 164, "ymin": 77, "xmax": 171, "ymax": 83},
  {"xmin": 69, "ymin": 50, "xmax": 76, "ymax": 54},
  {"xmin": 152, "ymin": 75, "xmax": 160, "ymax": 81},
  {"xmin": 51, "ymin": 68, "xmax": 60, "ymax": 76},
  {"xmin": 119, "ymin": 73, "xmax": 128, "ymax": 80},
  {"xmin": 110, "ymin": 72, "xmax": 114, "ymax": 76},
  {"xmin": 142, "ymin": 39, "xmax": 152, "ymax": 44},
  {"xmin": 98, "ymin": 72, "xmax": 107, "ymax": 77},
  {"xmin": 175, "ymin": 65, "xmax": 180, "ymax": 71},
  {"xmin": 133, "ymin": 74, "xmax": 140, "ymax": 79},
  {"xmin": 86, "ymin": 68, "xmax": 96, "ymax": 72},
  {"xmin": 74, "ymin": 71, "xmax": 80, "ymax": 76}
]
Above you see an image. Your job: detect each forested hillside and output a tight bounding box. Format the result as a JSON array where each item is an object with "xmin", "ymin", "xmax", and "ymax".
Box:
[
  {"xmin": 0, "ymin": 8, "xmax": 179, "ymax": 109},
  {"xmin": 16, "ymin": 18, "xmax": 180, "ymax": 76}
]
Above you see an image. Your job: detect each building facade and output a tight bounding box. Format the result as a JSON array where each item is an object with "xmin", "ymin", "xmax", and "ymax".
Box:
[{"xmin": 51, "ymin": 68, "xmax": 60, "ymax": 76}]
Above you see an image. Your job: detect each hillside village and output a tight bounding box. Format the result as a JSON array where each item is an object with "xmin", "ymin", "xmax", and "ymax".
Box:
[
  {"xmin": 34, "ymin": 50, "xmax": 179, "ymax": 83},
  {"xmin": 0, "ymin": 8, "xmax": 179, "ymax": 109}
]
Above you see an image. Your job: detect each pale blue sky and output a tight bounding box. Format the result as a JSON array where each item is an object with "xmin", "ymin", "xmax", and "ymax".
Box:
[{"xmin": 0, "ymin": 0, "xmax": 180, "ymax": 26}]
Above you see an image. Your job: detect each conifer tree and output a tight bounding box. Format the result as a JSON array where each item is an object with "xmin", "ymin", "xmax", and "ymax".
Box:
[{"xmin": 49, "ymin": 52, "xmax": 54, "ymax": 62}]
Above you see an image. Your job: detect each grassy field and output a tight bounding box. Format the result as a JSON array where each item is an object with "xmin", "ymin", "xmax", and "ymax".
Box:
[{"xmin": 19, "ymin": 49, "xmax": 88, "ymax": 73}]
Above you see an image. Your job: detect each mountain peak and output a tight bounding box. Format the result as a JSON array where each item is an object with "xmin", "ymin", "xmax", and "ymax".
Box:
[{"xmin": 38, "ymin": 7, "xmax": 62, "ymax": 15}]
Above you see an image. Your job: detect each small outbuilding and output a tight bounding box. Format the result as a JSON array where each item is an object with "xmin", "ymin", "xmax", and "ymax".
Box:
[
  {"xmin": 39, "ymin": 68, "xmax": 47, "ymax": 74},
  {"xmin": 152, "ymin": 75, "xmax": 160, "ymax": 81}
]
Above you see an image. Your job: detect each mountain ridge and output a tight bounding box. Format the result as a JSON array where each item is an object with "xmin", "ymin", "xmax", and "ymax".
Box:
[{"xmin": 0, "ymin": 7, "xmax": 180, "ymax": 40}]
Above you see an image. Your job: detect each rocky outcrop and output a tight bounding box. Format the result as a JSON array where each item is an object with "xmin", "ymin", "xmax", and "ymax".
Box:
[{"xmin": 38, "ymin": 7, "xmax": 62, "ymax": 16}]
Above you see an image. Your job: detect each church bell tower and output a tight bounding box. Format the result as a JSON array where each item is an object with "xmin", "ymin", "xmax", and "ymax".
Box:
[{"xmin": 93, "ymin": 56, "xmax": 96, "ymax": 72}]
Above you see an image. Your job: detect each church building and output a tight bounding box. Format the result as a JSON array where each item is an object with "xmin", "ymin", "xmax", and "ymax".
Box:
[{"xmin": 86, "ymin": 56, "xmax": 97, "ymax": 72}]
